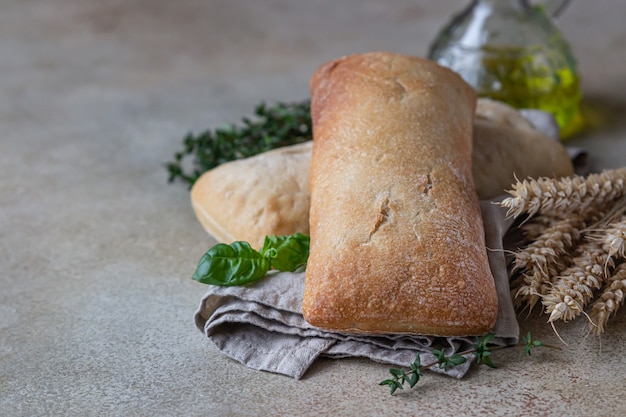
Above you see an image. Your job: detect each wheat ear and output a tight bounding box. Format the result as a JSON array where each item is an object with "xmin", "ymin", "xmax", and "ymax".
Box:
[
  {"xmin": 501, "ymin": 168, "xmax": 626, "ymax": 219},
  {"xmin": 542, "ymin": 240, "xmax": 614, "ymax": 323},
  {"xmin": 602, "ymin": 216, "xmax": 626, "ymax": 259},
  {"xmin": 588, "ymin": 263, "xmax": 626, "ymax": 335},
  {"xmin": 511, "ymin": 216, "xmax": 583, "ymax": 312}
]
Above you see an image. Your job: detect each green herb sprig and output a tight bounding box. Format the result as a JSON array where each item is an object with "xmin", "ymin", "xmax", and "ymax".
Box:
[
  {"xmin": 167, "ymin": 101, "xmax": 312, "ymax": 186},
  {"xmin": 379, "ymin": 332, "xmax": 560, "ymax": 395},
  {"xmin": 192, "ymin": 233, "xmax": 310, "ymax": 286}
]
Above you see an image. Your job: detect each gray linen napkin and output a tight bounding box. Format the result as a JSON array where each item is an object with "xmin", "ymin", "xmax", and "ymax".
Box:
[{"xmin": 194, "ymin": 201, "xmax": 518, "ymax": 380}]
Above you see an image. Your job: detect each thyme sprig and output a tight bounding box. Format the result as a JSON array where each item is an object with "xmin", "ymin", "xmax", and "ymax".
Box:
[
  {"xmin": 167, "ymin": 101, "xmax": 312, "ymax": 186},
  {"xmin": 379, "ymin": 332, "xmax": 559, "ymax": 395}
]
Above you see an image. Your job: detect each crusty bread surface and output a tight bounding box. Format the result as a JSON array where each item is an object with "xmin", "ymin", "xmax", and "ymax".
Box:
[
  {"xmin": 473, "ymin": 98, "xmax": 573, "ymax": 199},
  {"xmin": 301, "ymin": 52, "xmax": 498, "ymax": 336},
  {"xmin": 190, "ymin": 141, "xmax": 312, "ymax": 249}
]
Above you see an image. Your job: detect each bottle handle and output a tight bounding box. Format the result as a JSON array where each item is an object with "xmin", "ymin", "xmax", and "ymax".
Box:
[{"xmin": 541, "ymin": 0, "xmax": 571, "ymax": 19}]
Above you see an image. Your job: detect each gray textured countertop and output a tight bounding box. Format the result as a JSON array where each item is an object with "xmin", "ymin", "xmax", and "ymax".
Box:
[{"xmin": 2, "ymin": 1, "xmax": 626, "ymax": 416}]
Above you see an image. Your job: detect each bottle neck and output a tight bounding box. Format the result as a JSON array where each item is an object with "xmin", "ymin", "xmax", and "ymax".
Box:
[{"xmin": 473, "ymin": 0, "xmax": 531, "ymax": 13}]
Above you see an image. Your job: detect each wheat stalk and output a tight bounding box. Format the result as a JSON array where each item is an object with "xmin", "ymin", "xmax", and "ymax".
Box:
[
  {"xmin": 501, "ymin": 168, "xmax": 626, "ymax": 219},
  {"xmin": 602, "ymin": 216, "xmax": 626, "ymax": 258},
  {"xmin": 542, "ymin": 240, "xmax": 614, "ymax": 323},
  {"xmin": 501, "ymin": 168, "xmax": 626, "ymax": 336},
  {"xmin": 519, "ymin": 214, "xmax": 560, "ymax": 241},
  {"xmin": 511, "ymin": 216, "xmax": 583, "ymax": 313},
  {"xmin": 588, "ymin": 263, "xmax": 626, "ymax": 335}
]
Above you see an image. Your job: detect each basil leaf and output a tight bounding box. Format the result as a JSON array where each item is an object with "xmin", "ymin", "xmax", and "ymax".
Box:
[
  {"xmin": 192, "ymin": 241, "xmax": 270, "ymax": 286},
  {"xmin": 261, "ymin": 233, "xmax": 310, "ymax": 272}
]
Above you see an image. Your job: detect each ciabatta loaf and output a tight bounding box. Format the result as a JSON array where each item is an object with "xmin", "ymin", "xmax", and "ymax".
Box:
[{"xmin": 302, "ymin": 52, "xmax": 498, "ymax": 336}]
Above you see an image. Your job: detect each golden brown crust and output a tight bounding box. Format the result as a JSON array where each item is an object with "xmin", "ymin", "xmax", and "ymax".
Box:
[
  {"xmin": 301, "ymin": 52, "xmax": 498, "ymax": 336},
  {"xmin": 190, "ymin": 142, "xmax": 312, "ymax": 249}
]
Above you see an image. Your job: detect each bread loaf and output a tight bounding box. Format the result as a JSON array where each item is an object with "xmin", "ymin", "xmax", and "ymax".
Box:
[
  {"xmin": 190, "ymin": 141, "xmax": 312, "ymax": 249},
  {"xmin": 473, "ymin": 98, "xmax": 573, "ymax": 199},
  {"xmin": 301, "ymin": 52, "xmax": 498, "ymax": 336}
]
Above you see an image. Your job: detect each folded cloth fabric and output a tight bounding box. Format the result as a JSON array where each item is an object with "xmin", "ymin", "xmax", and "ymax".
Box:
[{"xmin": 194, "ymin": 201, "xmax": 519, "ymax": 380}]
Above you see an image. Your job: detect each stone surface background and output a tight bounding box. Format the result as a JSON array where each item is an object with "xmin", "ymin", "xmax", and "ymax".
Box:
[{"xmin": 2, "ymin": 1, "xmax": 626, "ymax": 416}]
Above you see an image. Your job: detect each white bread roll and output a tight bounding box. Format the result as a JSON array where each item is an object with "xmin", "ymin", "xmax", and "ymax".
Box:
[{"xmin": 190, "ymin": 141, "xmax": 312, "ymax": 249}]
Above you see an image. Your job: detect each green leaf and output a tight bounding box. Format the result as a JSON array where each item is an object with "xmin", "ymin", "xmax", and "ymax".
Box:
[
  {"xmin": 479, "ymin": 352, "xmax": 496, "ymax": 369},
  {"xmin": 379, "ymin": 379, "xmax": 402, "ymax": 395},
  {"xmin": 410, "ymin": 353, "xmax": 421, "ymax": 369},
  {"xmin": 261, "ymin": 233, "xmax": 310, "ymax": 271},
  {"xmin": 393, "ymin": 380, "xmax": 404, "ymax": 393},
  {"xmin": 389, "ymin": 368, "xmax": 406, "ymax": 381},
  {"xmin": 433, "ymin": 349, "xmax": 467, "ymax": 370},
  {"xmin": 479, "ymin": 333, "xmax": 496, "ymax": 345},
  {"xmin": 192, "ymin": 241, "xmax": 270, "ymax": 286},
  {"xmin": 523, "ymin": 331, "xmax": 544, "ymax": 356},
  {"xmin": 433, "ymin": 349, "xmax": 446, "ymax": 363},
  {"xmin": 448, "ymin": 354, "xmax": 468, "ymax": 367},
  {"xmin": 473, "ymin": 333, "xmax": 497, "ymax": 368}
]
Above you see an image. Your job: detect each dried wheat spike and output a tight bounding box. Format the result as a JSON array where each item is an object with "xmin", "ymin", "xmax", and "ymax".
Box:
[
  {"xmin": 512, "ymin": 270, "xmax": 558, "ymax": 314},
  {"xmin": 501, "ymin": 167, "xmax": 626, "ymax": 219},
  {"xmin": 543, "ymin": 239, "xmax": 614, "ymax": 323},
  {"xmin": 512, "ymin": 216, "xmax": 583, "ymax": 312},
  {"xmin": 520, "ymin": 214, "xmax": 560, "ymax": 241},
  {"xmin": 602, "ymin": 216, "xmax": 626, "ymax": 259},
  {"xmin": 589, "ymin": 263, "xmax": 626, "ymax": 335}
]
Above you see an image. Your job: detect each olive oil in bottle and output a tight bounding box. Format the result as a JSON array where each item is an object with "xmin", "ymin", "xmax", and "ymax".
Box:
[{"xmin": 428, "ymin": 0, "xmax": 582, "ymax": 138}]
